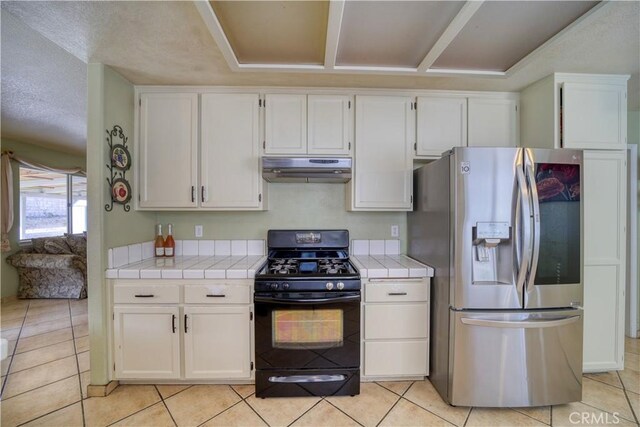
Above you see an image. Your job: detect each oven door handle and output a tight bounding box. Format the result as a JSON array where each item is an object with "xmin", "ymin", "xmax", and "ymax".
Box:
[{"xmin": 254, "ymin": 295, "xmax": 360, "ymax": 305}]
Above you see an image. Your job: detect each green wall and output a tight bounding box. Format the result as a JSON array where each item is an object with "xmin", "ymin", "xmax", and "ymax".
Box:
[{"xmin": 0, "ymin": 139, "xmax": 86, "ymax": 298}]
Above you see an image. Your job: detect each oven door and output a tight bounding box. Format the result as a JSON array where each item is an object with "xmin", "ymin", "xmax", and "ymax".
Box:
[{"xmin": 254, "ymin": 292, "xmax": 361, "ymax": 371}]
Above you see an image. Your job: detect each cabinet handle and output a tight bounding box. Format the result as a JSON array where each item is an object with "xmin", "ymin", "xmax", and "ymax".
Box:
[
  {"xmin": 201, "ymin": 186, "xmax": 206, "ymax": 203},
  {"xmin": 206, "ymin": 294, "xmax": 226, "ymax": 298},
  {"xmin": 191, "ymin": 186, "xmax": 195, "ymax": 203},
  {"xmin": 134, "ymin": 294, "xmax": 154, "ymax": 298},
  {"xmin": 388, "ymin": 292, "xmax": 408, "ymax": 296},
  {"xmin": 184, "ymin": 314, "xmax": 188, "ymax": 333},
  {"xmin": 172, "ymin": 314, "xmax": 176, "ymax": 333}
]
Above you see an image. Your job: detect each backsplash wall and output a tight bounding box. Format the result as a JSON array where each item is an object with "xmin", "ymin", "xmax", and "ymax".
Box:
[{"xmin": 156, "ymin": 183, "xmax": 407, "ymax": 252}]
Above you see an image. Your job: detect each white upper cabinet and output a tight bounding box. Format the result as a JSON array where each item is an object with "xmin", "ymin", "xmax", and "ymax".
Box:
[
  {"xmin": 351, "ymin": 96, "xmax": 414, "ymax": 211},
  {"xmin": 264, "ymin": 94, "xmax": 307, "ymax": 155},
  {"xmin": 139, "ymin": 93, "xmax": 198, "ymax": 208},
  {"xmin": 562, "ymin": 82, "xmax": 627, "ymax": 149},
  {"xmin": 467, "ymin": 97, "xmax": 518, "ymax": 147},
  {"xmin": 307, "ymin": 95, "xmax": 352, "ymax": 155},
  {"xmin": 200, "ymin": 93, "xmax": 263, "ymax": 209},
  {"xmin": 416, "ymin": 96, "xmax": 467, "ymax": 157}
]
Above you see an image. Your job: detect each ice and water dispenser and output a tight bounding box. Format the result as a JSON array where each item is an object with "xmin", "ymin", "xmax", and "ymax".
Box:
[{"xmin": 471, "ymin": 222, "xmax": 512, "ymax": 284}]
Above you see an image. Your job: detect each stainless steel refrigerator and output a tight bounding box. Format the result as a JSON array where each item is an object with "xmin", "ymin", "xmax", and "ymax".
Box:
[{"xmin": 408, "ymin": 147, "xmax": 583, "ymax": 407}]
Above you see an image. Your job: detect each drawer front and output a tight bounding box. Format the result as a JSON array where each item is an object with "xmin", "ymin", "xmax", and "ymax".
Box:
[
  {"xmin": 365, "ymin": 303, "xmax": 428, "ymax": 339},
  {"xmin": 365, "ymin": 280, "xmax": 428, "ymax": 303},
  {"xmin": 114, "ymin": 284, "xmax": 180, "ymax": 304},
  {"xmin": 364, "ymin": 340, "xmax": 428, "ymax": 377},
  {"xmin": 184, "ymin": 284, "xmax": 251, "ymax": 304}
]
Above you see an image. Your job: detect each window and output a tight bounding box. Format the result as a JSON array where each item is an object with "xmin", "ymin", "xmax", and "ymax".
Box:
[{"xmin": 19, "ymin": 167, "xmax": 87, "ymax": 240}]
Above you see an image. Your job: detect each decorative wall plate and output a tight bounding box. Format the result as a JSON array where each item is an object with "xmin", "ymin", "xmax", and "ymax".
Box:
[
  {"xmin": 111, "ymin": 144, "xmax": 131, "ymax": 171},
  {"xmin": 111, "ymin": 178, "xmax": 132, "ymax": 204}
]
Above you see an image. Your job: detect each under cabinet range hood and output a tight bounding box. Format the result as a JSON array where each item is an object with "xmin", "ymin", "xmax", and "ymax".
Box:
[{"xmin": 262, "ymin": 157, "xmax": 352, "ymax": 183}]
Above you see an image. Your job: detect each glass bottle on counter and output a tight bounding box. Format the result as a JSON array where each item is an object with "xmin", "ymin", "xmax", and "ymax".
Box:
[
  {"xmin": 154, "ymin": 224, "xmax": 165, "ymax": 257},
  {"xmin": 164, "ymin": 223, "xmax": 175, "ymax": 257}
]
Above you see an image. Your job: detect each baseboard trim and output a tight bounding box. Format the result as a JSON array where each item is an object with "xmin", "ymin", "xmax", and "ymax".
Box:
[{"xmin": 87, "ymin": 380, "xmax": 119, "ymax": 397}]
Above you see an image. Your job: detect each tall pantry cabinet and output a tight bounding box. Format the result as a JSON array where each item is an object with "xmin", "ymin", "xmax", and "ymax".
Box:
[{"xmin": 520, "ymin": 73, "xmax": 629, "ymax": 372}]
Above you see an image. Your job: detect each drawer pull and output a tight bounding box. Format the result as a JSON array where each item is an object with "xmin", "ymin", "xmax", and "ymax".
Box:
[
  {"xmin": 388, "ymin": 292, "xmax": 408, "ymax": 296},
  {"xmin": 206, "ymin": 294, "xmax": 226, "ymax": 298},
  {"xmin": 134, "ymin": 294, "xmax": 155, "ymax": 298}
]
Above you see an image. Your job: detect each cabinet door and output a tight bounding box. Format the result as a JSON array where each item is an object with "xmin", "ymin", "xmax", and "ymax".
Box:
[
  {"xmin": 200, "ymin": 93, "xmax": 263, "ymax": 209},
  {"xmin": 184, "ymin": 306, "xmax": 251, "ymax": 379},
  {"xmin": 562, "ymin": 83, "xmax": 627, "ymax": 149},
  {"xmin": 416, "ymin": 96, "xmax": 467, "ymax": 157},
  {"xmin": 264, "ymin": 94, "xmax": 307, "ymax": 155},
  {"xmin": 468, "ymin": 98, "xmax": 518, "ymax": 147},
  {"xmin": 114, "ymin": 306, "xmax": 180, "ymax": 379},
  {"xmin": 583, "ymin": 150, "xmax": 627, "ymax": 371},
  {"xmin": 139, "ymin": 93, "xmax": 198, "ymax": 208},
  {"xmin": 353, "ymin": 96, "xmax": 414, "ymax": 210},
  {"xmin": 307, "ymin": 95, "xmax": 352, "ymax": 155}
]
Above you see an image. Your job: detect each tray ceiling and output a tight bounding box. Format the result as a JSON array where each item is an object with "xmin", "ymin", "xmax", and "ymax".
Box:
[{"xmin": 202, "ymin": 0, "xmax": 602, "ymax": 76}]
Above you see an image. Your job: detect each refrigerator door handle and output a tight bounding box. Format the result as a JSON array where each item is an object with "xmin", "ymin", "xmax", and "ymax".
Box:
[
  {"xmin": 515, "ymin": 166, "xmax": 532, "ymax": 295},
  {"xmin": 524, "ymin": 149, "xmax": 541, "ymax": 293},
  {"xmin": 461, "ymin": 315, "xmax": 580, "ymax": 329}
]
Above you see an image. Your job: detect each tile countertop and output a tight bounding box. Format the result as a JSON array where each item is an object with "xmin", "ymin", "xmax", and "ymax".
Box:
[{"xmin": 351, "ymin": 255, "xmax": 434, "ymax": 279}]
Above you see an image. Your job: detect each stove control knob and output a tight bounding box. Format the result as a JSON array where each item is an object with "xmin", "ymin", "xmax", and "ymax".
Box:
[
  {"xmin": 282, "ymin": 283, "xmax": 289, "ymax": 290},
  {"xmin": 270, "ymin": 283, "xmax": 279, "ymax": 290},
  {"xmin": 325, "ymin": 282, "xmax": 334, "ymax": 291},
  {"xmin": 337, "ymin": 282, "xmax": 345, "ymax": 290}
]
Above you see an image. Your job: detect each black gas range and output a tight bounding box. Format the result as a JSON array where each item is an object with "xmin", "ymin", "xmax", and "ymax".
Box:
[{"xmin": 254, "ymin": 230, "xmax": 361, "ymax": 398}]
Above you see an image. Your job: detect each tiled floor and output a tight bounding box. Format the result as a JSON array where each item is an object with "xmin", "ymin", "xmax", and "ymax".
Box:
[{"xmin": 0, "ymin": 299, "xmax": 638, "ymax": 427}]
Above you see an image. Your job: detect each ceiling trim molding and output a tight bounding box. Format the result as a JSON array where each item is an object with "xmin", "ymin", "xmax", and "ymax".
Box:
[
  {"xmin": 194, "ymin": 0, "xmax": 240, "ymax": 71},
  {"xmin": 505, "ymin": 1, "xmax": 611, "ymax": 77},
  {"xmin": 324, "ymin": 0, "xmax": 345, "ymax": 69},
  {"xmin": 426, "ymin": 68, "xmax": 505, "ymax": 77},
  {"xmin": 417, "ymin": 1, "xmax": 485, "ymax": 73}
]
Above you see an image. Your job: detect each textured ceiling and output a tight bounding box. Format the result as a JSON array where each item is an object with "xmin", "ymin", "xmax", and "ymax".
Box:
[{"xmin": 1, "ymin": 1, "xmax": 639, "ymax": 154}]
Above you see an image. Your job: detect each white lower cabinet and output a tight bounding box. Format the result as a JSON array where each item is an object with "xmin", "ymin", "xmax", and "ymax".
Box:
[
  {"xmin": 362, "ymin": 279, "xmax": 430, "ymax": 378},
  {"xmin": 184, "ymin": 306, "xmax": 251, "ymax": 379},
  {"xmin": 112, "ymin": 280, "xmax": 253, "ymax": 381},
  {"xmin": 114, "ymin": 306, "xmax": 181, "ymax": 379}
]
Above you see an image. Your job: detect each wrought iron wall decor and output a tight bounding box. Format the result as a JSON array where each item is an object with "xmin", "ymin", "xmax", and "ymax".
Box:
[{"xmin": 105, "ymin": 125, "xmax": 132, "ymax": 212}]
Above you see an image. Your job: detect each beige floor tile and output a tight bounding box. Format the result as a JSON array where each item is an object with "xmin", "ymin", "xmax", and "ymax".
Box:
[
  {"xmin": 73, "ymin": 322, "xmax": 88, "ymax": 338},
  {"xmin": 2, "ymin": 356, "xmax": 12, "ymax": 376},
  {"xmin": 83, "ymin": 385, "xmax": 161, "ymax": 427},
  {"xmin": 466, "ymin": 408, "xmax": 546, "ymax": 426},
  {"xmin": 74, "ymin": 335, "xmax": 90, "ymax": 353},
  {"xmin": 291, "ymin": 400, "xmax": 359, "ymax": 427},
  {"xmin": 625, "ymin": 352, "xmax": 639, "ymax": 372},
  {"xmin": 618, "ymin": 368, "xmax": 640, "ymax": 394},
  {"xmin": 0, "ymin": 375, "xmax": 80, "ymax": 427},
  {"xmin": 71, "ymin": 313, "xmax": 88, "ymax": 326},
  {"xmin": 376, "ymin": 381, "xmax": 414, "ymax": 396},
  {"xmin": 1, "ymin": 306, "xmax": 27, "ymax": 321},
  {"xmin": 20, "ymin": 317, "xmax": 71, "ymax": 338},
  {"xmin": 513, "ymin": 406, "xmax": 551, "ymax": 425},
  {"xmin": 1, "ymin": 316, "xmax": 25, "ymax": 331},
  {"xmin": 627, "ymin": 391, "xmax": 639, "ymax": 420},
  {"xmin": 24, "ymin": 308, "xmax": 70, "ymax": 326},
  {"xmin": 156, "ymin": 384, "xmax": 191, "ymax": 399},
  {"xmin": 15, "ymin": 328, "xmax": 73, "ymax": 354},
  {"xmin": 403, "ymin": 380, "xmax": 471, "ymax": 426},
  {"xmin": 21, "ymin": 402, "xmax": 84, "ymax": 427},
  {"xmin": 246, "ymin": 394, "xmax": 320, "ymax": 427},
  {"xmin": 0, "ymin": 327, "xmax": 22, "ymax": 341},
  {"xmin": 24, "ymin": 304, "xmax": 69, "ymax": 319},
  {"xmin": 379, "ymin": 398, "xmax": 453, "ymax": 426},
  {"xmin": 165, "ymin": 385, "xmax": 240, "ymax": 427},
  {"xmin": 111, "ymin": 401, "xmax": 175, "ymax": 427},
  {"xmin": 11, "ymin": 340, "xmax": 75, "ymax": 373},
  {"xmin": 584, "ymin": 371, "xmax": 624, "ymax": 389},
  {"xmin": 552, "ymin": 401, "xmax": 637, "ymax": 427},
  {"xmin": 80, "ymin": 370, "xmax": 90, "ymax": 399},
  {"xmin": 626, "ymin": 338, "xmax": 640, "ymax": 355},
  {"xmin": 202, "ymin": 401, "xmax": 267, "ymax": 427},
  {"xmin": 231, "ymin": 384, "xmax": 255, "ymax": 398},
  {"xmin": 326, "ymin": 382, "xmax": 400, "ymax": 427},
  {"xmin": 69, "ymin": 299, "xmax": 88, "ymax": 315},
  {"xmin": 27, "ymin": 299, "xmax": 69, "ymax": 308},
  {"xmin": 1, "ymin": 299, "xmax": 29, "ymax": 310},
  {"xmin": 582, "ymin": 377, "xmax": 636, "ymax": 422},
  {"xmin": 7, "ymin": 339, "xmax": 16, "ymax": 354},
  {"xmin": 77, "ymin": 350, "xmax": 90, "ymax": 373},
  {"xmin": 3, "ymin": 355, "xmax": 78, "ymax": 398}
]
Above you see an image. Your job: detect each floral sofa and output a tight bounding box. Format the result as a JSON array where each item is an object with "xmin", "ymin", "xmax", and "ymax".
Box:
[{"xmin": 6, "ymin": 234, "xmax": 87, "ymax": 299}]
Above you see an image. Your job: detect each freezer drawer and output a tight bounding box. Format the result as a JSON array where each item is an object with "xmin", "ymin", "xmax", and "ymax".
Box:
[{"xmin": 450, "ymin": 308, "xmax": 583, "ymax": 407}]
